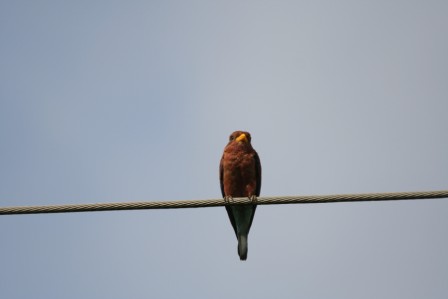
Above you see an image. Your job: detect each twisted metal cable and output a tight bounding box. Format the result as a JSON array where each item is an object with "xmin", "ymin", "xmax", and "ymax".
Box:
[{"xmin": 1, "ymin": 190, "xmax": 447, "ymax": 216}]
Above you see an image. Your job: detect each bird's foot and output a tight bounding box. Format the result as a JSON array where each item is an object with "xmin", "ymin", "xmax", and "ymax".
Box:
[
  {"xmin": 249, "ymin": 195, "xmax": 258, "ymax": 204},
  {"xmin": 224, "ymin": 196, "xmax": 234, "ymax": 204}
]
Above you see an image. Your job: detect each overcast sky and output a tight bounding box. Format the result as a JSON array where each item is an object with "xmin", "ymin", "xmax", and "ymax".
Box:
[{"xmin": 1, "ymin": 1, "xmax": 448, "ymax": 298}]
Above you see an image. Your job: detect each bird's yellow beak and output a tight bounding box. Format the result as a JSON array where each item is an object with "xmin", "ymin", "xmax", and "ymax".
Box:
[{"xmin": 236, "ymin": 133, "xmax": 248, "ymax": 143}]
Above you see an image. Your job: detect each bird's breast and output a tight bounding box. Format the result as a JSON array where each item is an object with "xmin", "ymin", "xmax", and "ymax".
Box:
[{"xmin": 221, "ymin": 151, "xmax": 257, "ymax": 198}]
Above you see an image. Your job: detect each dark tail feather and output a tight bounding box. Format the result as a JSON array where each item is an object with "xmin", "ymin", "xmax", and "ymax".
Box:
[{"xmin": 238, "ymin": 234, "xmax": 248, "ymax": 261}]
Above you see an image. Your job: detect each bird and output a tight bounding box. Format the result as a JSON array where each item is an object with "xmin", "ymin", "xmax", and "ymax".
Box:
[{"xmin": 219, "ymin": 131, "xmax": 261, "ymax": 260}]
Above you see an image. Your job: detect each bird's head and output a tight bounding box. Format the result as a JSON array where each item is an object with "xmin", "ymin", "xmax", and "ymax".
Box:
[{"xmin": 227, "ymin": 131, "xmax": 253, "ymax": 148}]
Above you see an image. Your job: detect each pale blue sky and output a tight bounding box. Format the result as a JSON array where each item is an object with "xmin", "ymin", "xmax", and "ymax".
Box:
[{"xmin": 1, "ymin": 1, "xmax": 448, "ymax": 298}]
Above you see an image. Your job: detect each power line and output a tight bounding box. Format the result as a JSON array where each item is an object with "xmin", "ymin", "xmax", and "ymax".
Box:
[{"xmin": 1, "ymin": 190, "xmax": 447, "ymax": 216}]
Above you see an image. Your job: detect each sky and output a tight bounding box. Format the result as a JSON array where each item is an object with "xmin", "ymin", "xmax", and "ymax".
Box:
[{"xmin": 1, "ymin": 1, "xmax": 448, "ymax": 298}]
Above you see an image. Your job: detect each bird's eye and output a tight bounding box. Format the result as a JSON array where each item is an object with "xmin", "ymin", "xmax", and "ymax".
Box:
[{"xmin": 229, "ymin": 135, "xmax": 235, "ymax": 141}]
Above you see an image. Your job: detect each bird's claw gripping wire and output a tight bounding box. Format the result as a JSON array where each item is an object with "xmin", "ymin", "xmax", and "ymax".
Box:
[
  {"xmin": 249, "ymin": 195, "xmax": 258, "ymax": 204},
  {"xmin": 224, "ymin": 196, "xmax": 234, "ymax": 204}
]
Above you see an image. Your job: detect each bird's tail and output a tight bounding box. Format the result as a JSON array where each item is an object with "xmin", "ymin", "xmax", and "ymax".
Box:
[{"xmin": 238, "ymin": 234, "xmax": 248, "ymax": 261}]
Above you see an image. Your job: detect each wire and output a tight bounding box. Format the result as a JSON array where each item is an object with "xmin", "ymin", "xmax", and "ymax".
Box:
[{"xmin": 0, "ymin": 190, "xmax": 447, "ymax": 216}]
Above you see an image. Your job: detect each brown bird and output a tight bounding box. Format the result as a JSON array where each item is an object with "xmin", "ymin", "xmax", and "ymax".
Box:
[{"xmin": 219, "ymin": 131, "xmax": 261, "ymax": 260}]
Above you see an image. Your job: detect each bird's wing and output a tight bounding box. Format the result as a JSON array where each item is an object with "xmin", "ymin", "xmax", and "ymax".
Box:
[
  {"xmin": 221, "ymin": 157, "xmax": 238, "ymax": 237},
  {"xmin": 254, "ymin": 151, "xmax": 262, "ymax": 197},
  {"xmin": 246, "ymin": 151, "xmax": 261, "ymax": 233},
  {"xmin": 225, "ymin": 206, "xmax": 239, "ymax": 238},
  {"xmin": 219, "ymin": 157, "xmax": 225, "ymax": 198}
]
